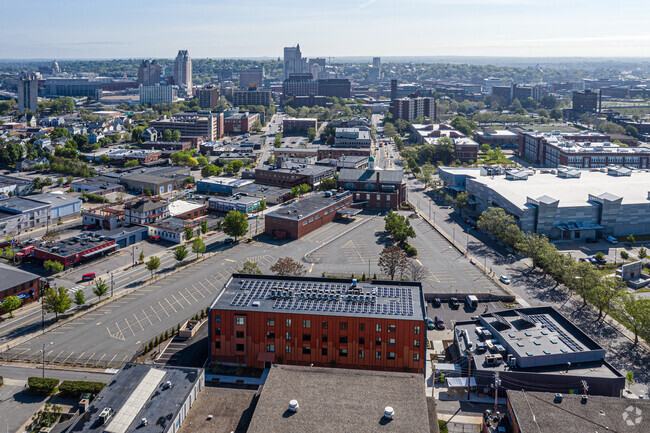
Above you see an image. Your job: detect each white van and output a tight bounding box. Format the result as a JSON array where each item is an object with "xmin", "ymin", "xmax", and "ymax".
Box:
[
  {"xmin": 605, "ymin": 236, "xmax": 618, "ymax": 244},
  {"xmin": 465, "ymin": 295, "xmax": 479, "ymax": 309}
]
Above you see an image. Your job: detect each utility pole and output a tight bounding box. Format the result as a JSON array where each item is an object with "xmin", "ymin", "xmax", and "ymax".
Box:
[
  {"xmin": 466, "ymin": 352, "xmax": 473, "ymax": 400},
  {"xmin": 494, "ymin": 372, "xmax": 501, "ymax": 415},
  {"xmin": 132, "ymin": 245, "xmax": 135, "ymax": 267},
  {"xmin": 110, "ymin": 272, "xmax": 114, "ymax": 297}
]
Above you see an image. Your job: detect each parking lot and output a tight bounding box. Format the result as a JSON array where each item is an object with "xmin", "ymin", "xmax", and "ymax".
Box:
[{"xmin": 308, "ymin": 213, "xmax": 505, "ymax": 296}]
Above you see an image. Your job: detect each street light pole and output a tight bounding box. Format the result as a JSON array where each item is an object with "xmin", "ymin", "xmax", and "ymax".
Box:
[
  {"xmin": 110, "ymin": 272, "xmax": 114, "ymax": 297},
  {"xmin": 41, "ymin": 342, "xmax": 52, "ymax": 378}
]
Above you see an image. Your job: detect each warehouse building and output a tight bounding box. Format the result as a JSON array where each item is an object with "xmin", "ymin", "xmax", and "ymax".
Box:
[
  {"xmin": 0, "ymin": 263, "xmax": 42, "ymax": 306},
  {"xmin": 196, "ymin": 177, "xmax": 253, "ymax": 195},
  {"xmin": 33, "ymin": 238, "xmax": 117, "ymax": 268},
  {"xmin": 208, "ymin": 195, "xmax": 262, "ymax": 215},
  {"xmin": 209, "ymin": 274, "xmax": 427, "ymax": 373},
  {"xmin": 440, "ymin": 166, "xmax": 650, "ymax": 239}
]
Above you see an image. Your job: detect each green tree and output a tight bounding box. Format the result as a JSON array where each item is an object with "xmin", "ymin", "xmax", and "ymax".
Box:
[
  {"xmin": 124, "ymin": 160, "xmax": 139, "ymax": 168},
  {"xmin": 1, "ymin": 295, "xmax": 21, "ymax": 317},
  {"xmin": 258, "ymin": 198, "xmax": 267, "ymax": 212},
  {"xmin": 139, "ymin": 251, "xmax": 145, "ymax": 263},
  {"xmin": 143, "ymin": 188, "xmax": 152, "ymax": 196},
  {"xmin": 239, "ymin": 260, "xmax": 262, "ymax": 274},
  {"xmin": 621, "ymin": 251, "xmax": 629, "ymax": 261},
  {"xmin": 201, "ymin": 164, "xmax": 221, "ymax": 178},
  {"xmin": 290, "ymin": 183, "xmax": 310, "ymax": 198},
  {"xmin": 627, "ymin": 235, "xmax": 635, "ymax": 246},
  {"xmin": 184, "ymin": 226, "xmax": 194, "ymax": 241},
  {"xmin": 626, "ymin": 371, "xmax": 635, "ymax": 388},
  {"xmin": 592, "ymin": 277, "xmax": 626, "ymax": 321},
  {"xmin": 307, "ymin": 127, "xmax": 317, "ymax": 142},
  {"xmin": 450, "ymin": 116, "xmax": 477, "ymax": 136},
  {"xmin": 200, "ymin": 220, "xmax": 208, "ymax": 234},
  {"xmin": 196, "ymin": 156, "xmax": 208, "ymax": 167},
  {"xmin": 270, "ymin": 257, "xmax": 306, "ymax": 276},
  {"xmin": 480, "ymin": 143, "xmax": 491, "ymax": 153},
  {"xmin": 549, "ymin": 108, "xmax": 562, "ymax": 120},
  {"xmin": 515, "ymin": 233, "xmax": 557, "ymax": 270},
  {"xmin": 384, "ymin": 210, "xmax": 416, "ymax": 245},
  {"xmin": 42, "ymin": 287, "xmax": 72, "ymax": 320},
  {"xmin": 174, "ymin": 245, "xmax": 189, "ymax": 263},
  {"xmin": 163, "ymin": 129, "xmax": 173, "ymax": 141},
  {"xmin": 192, "ymin": 237, "xmax": 206, "ymax": 259},
  {"xmin": 638, "ymin": 247, "xmax": 647, "ymax": 259},
  {"xmin": 478, "ymin": 208, "xmax": 523, "ymax": 248},
  {"xmin": 274, "ymin": 133, "xmax": 282, "ymax": 148},
  {"xmin": 625, "ymin": 125, "xmax": 639, "ymax": 138},
  {"xmin": 146, "ymin": 256, "xmax": 161, "ymax": 279},
  {"xmin": 223, "ymin": 210, "xmax": 248, "ymax": 241},
  {"xmin": 383, "ymin": 123, "xmax": 397, "ymax": 137},
  {"xmin": 619, "ymin": 295, "xmax": 650, "ymax": 345},
  {"xmin": 93, "ymin": 278, "xmax": 108, "ymax": 301},
  {"xmin": 172, "ymin": 130, "xmax": 181, "ymax": 141},
  {"xmin": 74, "ymin": 289, "xmax": 85, "ymax": 307},
  {"xmin": 44, "ymin": 260, "xmax": 64, "ymax": 274},
  {"xmin": 453, "ymin": 191, "xmax": 470, "ymax": 215}
]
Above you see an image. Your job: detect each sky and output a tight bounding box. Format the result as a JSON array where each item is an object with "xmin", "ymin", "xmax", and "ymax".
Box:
[{"xmin": 1, "ymin": 0, "xmax": 649, "ymax": 59}]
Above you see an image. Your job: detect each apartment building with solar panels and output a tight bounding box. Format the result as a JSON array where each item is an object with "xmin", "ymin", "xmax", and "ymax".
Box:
[{"xmin": 209, "ymin": 275, "xmax": 427, "ymax": 373}]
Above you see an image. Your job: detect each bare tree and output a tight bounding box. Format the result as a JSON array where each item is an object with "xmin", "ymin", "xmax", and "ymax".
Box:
[
  {"xmin": 378, "ymin": 246, "xmax": 409, "ymax": 280},
  {"xmin": 270, "ymin": 257, "xmax": 306, "ymax": 276},
  {"xmin": 407, "ymin": 260, "xmax": 430, "ymax": 282}
]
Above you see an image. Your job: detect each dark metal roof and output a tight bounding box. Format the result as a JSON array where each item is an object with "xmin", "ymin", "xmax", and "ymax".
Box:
[
  {"xmin": 338, "ymin": 168, "xmax": 404, "ymax": 184},
  {"xmin": 0, "ymin": 263, "xmax": 40, "ymax": 292}
]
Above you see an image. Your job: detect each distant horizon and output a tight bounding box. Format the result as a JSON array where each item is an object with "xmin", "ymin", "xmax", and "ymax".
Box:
[{"xmin": 2, "ymin": 1, "xmax": 649, "ymax": 60}]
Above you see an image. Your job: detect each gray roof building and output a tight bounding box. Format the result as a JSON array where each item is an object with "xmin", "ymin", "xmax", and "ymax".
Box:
[
  {"xmin": 0, "ymin": 262, "xmax": 41, "ymax": 293},
  {"xmin": 69, "ymin": 363, "xmax": 204, "ymax": 433},
  {"xmin": 247, "ymin": 364, "xmax": 434, "ymax": 433}
]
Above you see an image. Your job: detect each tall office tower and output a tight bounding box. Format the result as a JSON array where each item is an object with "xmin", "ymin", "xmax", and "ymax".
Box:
[
  {"xmin": 174, "ymin": 50, "xmax": 193, "ymax": 95},
  {"xmin": 390, "ymin": 79, "xmax": 397, "ymax": 101},
  {"xmin": 372, "ymin": 57, "xmax": 381, "ymax": 68},
  {"xmin": 18, "ymin": 73, "xmax": 38, "ymax": 114},
  {"xmin": 137, "ymin": 60, "xmax": 162, "ymax": 86},
  {"xmin": 239, "ymin": 67, "xmax": 264, "ymax": 89},
  {"xmin": 283, "ymin": 44, "xmax": 307, "ymax": 80}
]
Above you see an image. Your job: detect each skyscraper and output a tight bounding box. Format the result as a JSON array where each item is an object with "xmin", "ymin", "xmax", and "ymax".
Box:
[
  {"xmin": 372, "ymin": 57, "xmax": 381, "ymax": 68},
  {"xmin": 18, "ymin": 73, "xmax": 38, "ymax": 114},
  {"xmin": 173, "ymin": 50, "xmax": 193, "ymax": 96},
  {"xmin": 283, "ymin": 44, "xmax": 307, "ymax": 80},
  {"xmin": 137, "ymin": 60, "xmax": 162, "ymax": 86}
]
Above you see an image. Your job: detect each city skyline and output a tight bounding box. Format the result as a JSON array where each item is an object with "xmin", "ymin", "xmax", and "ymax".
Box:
[{"xmin": 1, "ymin": 0, "xmax": 649, "ymax": 59}]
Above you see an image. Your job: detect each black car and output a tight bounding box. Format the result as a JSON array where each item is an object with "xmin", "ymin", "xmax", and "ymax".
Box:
[
  {"xmin": 449, "ymin": 297, "xmax": 460, "ymax": 308},
  {"xmin": 586, "ymin": 238, "xmax": 599, "ymax": 243},
  {"xmin": 432, "ymin": 298, "xmax": 441, "ymax": 308},
  {"xmin": 224, "ymin": 238, "xmax": 235, "ymax": 244}
]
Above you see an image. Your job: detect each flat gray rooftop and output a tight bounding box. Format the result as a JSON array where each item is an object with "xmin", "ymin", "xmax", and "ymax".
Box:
[
  {"xmin": 0, "ymin": 262, "xmax": 40, "ymax": 292},
  {"xmin": 211, "ymin": 274, "xmax": 425, "ymax": 321},
  {"xmin": 247, "ymin": 365, "xmax": 431, "ymax": 433},
  {"xmin": 266, "ymin": 191, "xmax": 351, "ymax": 221},
  {"xmin": 69, "ymin": 363, "xmax": 202, "ymax": 433}
]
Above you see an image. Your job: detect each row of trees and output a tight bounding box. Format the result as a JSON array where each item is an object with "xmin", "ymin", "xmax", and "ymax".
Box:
[{"xmin": 478, "ymin": 207, "xmax": 650, "ymax": 344}]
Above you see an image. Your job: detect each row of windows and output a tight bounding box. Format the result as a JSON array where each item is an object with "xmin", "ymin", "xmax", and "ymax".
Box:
[
  {"xmin": 268, "ymin": 345, "xmax": 412, "ymax": 361},
  {"xmin": 265, "ymin": 318, "xmax": 399, "ymax": 333}
]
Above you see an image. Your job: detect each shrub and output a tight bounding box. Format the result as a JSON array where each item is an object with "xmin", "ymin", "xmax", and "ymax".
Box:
[
  {"xmin": 58, "ymin": 380, "xmax": 105, "ymax": 398},
  {"xmin": 405, "ymin": 245, "xmax": 418, "ymax": 257},
  {"xmin": 27, "ymin": 377, "xmax": 60, "ymax": 395}
]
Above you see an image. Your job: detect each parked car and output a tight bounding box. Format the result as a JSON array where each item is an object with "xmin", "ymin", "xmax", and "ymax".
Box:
[
  {"xmin": 499, "ymin": 275, "xmax": 511, "ymax": 285},
  {"xmin": 586, "ymin": 238, "xmax": 599, "ymax": 243},
  {"xmin": 593, "ymin": 256, "xmax": 607, "ymax": 265},
  {"xmin": 606, "ymin": 236, "xmax": 618, "ymax": 244},
  {"xmin": 449, "ymin": 297, "xmax": 460, "ymax": 308},
  {"xmin": 435, "ymin": 316, "xmax": 445, "ymax": 330},
  {"xmin": 426, "ymin": 317, "xmax": 436, "ymax": 330},
  {"xmin": 224, "ymin": 238, "xmax": 235, "ymax": 244},
  {"xmin": 432, "ymin": 298, "xmax": 441, "ymax": 308},
  {"xmin": 150, "ymin": 235, "xmax": 162, "ymax": 242}
]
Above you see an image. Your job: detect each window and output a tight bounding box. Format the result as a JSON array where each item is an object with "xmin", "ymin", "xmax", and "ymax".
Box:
[
  {"xmin": 214, "ymin": 315, "xmax": 221, "ymax": 323},
  {"xmin": 236, "ymin": 343, "xmax": 245, "ymax": 352},
  {"xmin": 339, "ymin": 348, "xmax": 348, "ymax": 357},
  {"xmin": 303, "ymin": 320, "xmax": 311, "ymax": 328},
  {"xmin": 315, "ymin": 213, "xmax": 320, "ymax": 219},
  {"xmin": 340, "ymin": 322, "xmax": 348, "ymax": 331},
  {"xmin": 309, "ymin": 217, "xmax": 314, "ymax": 222},
  {"xmin": 376, "ymin": 337, "xmax": 382, "ymax": 345},
  {"xmin": 266, "ymin": 344, "xmax": 275, "ymax": 352},
  {"xmin": 267, "ymin": 318, "xmax": 275, "ymax": 326},
  {"xmin": 375, "ymin": 351, "xmax": 381, "ymax": 359},
  {"xmin": 303, "ymin": 333, "xmax": 311, "ymax": 342},
  {"xmin": 286, "ymin": 319, "xmax": 292, "ymax": 327},
  {"xmin": 413, "ymin": 353, "xmax": 420, "ymax": 362},
  {"xmin": 414, "ymin": 339, "xmax": 420, "ymax": 348},
  {"xmin": 359, "ymin": 323, "xmax": 365, "ymax": 332},
  {"xmin": 388, "ymin": 338, "xmax": 395, "ymax": 347},
  {"xmin": 303, "ymin": 220, "xmax": 308, "ymax": 226},
  {"xmin": 286, "ymin": 332, "xmax": 292, "ymax": 340},
  {"xmin": 235, "ymin": 317, "xmax": 245, "ymax": 326},
  {"xmin": 322, "ymin": 320, "xmax": 328, "ymax": 329},
  {"xmin": 286, "ymin": 345, "xmax": 292, "ymax": 354},
  {"xmin": 414, "ymin": 326, "xmax": 420, "ymax": 335},
  {"xmin": 376, "ymin": 324, "xmax": 382, "ymax": 332},
  {"xmin": 302, "ymin": 346, "xmax": 311, "ymax": 355},
  {"xmin": 322, "ymin": 348, "xmax": 328, "ymax": 356},
  {"xmin": 214, "ymin": 341, "xmax": 221, "ymax": 349},
  {"xmin": 266, "ymin": 331, "xmax": 275, "ymax": 339},
  {"xmin": 359, "ymin": 350, "xmax": 365, "ymax": 358},
  {"xmin": 236, "ymin": 331, "xmax": 244, "ymax": 339},
  {"xmin": 339, "ymin": 336, "xmax": 348, "ymax": 344},
  {"xmin": 359, "ymin": 337, "xmax": 365, "ymax": 345},
  {"xmin": 215, "ymin": 327, "xmax": 221, "ymax": 336},
  {"xmin": 324, "ymin": 209, "xmax": 329, "ymax": 215},
  {"xmin": 322, "ymin": 335, "xmax": 328, "ymax": 343},
  {"xmin": 387, "ymin": 324, "xmax": 396, "ymax": 333}
]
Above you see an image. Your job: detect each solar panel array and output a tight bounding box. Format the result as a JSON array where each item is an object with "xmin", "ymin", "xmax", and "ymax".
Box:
[
  {"xmin": 530, "ymin": 314, "xmax": 583, "ymax": 352},
  {"xmin": 492, "ymin": 313, "xmax": 512, "ymax": 329},
  {"xmin": 228, "ymin": 279, "xmax": 415, "ymax": 317}
]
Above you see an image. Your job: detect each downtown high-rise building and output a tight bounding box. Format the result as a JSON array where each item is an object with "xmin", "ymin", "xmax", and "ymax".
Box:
[
  {"xmin": 18, "ymin": 72, "xmax": 39, "ymax": 114},
  {"xmin": 283, "ymin": 44, "xmax": 308, "ymax": 80},
  {"xmin": 137, "ymin": 60, "xmax": 162, "ymax": 86},
  {"xmin": 239, "ymin": 67, "xmax": 264, "ymax": 89},
  {"xmin": 174, "ymin": 50, "xmax": 193, "ymax": 96}
]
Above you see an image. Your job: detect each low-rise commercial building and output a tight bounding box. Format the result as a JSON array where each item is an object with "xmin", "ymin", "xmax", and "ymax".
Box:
[
  {"xmin": 0, "ymin": 197, "xmax": 50, "ymax": 238},
  {"xmin": 68, "ymin": 363, "xmax": 204, "ymax": 433},
  {"xmin": 121, "ymin": 174, "xmax": 178, "ymax": 196},
  {"xmin": 411, "ymin": 123, "xmax": 479, "ymax": 162},
  {"xmin": 333, "ymin": 127, "xmax": 372, "ymax": 148},
  {"xmin": 231, "ymin": 183, "xmax": 292, "ymax": 205},
  {"xmin": 168, "ymin": 200, "xmax": 206, "ymax": 220},
  {"xmin": 33, "ymin": 238, "xmax": 117, "ymax": 268},
  {"xmin": 208, "ymin": 195, "xmax": 262, "ymax": 215},
  {"xmin": 0, "ymin": 263, "xmax": 42, "ymax": 307},
  {"xmin": 265, "ymin": 191, "xmax": 355, "ymax": 239},
  {"xmin": 338, "ymin": 160, "xmax": 406, "ymax": 210},
  {"xmin": 282, "ymin": 117, "xmax": 318, "ymax": 133},
  {"xmin": 209, "ymin": 274, "xmax": 426, "ymax": 372},
  {"xmin": 316, "ymin": 147, "xmax": 371, "ymax": 160},
  {"xmin": 140, "ymin": 141, "xmax": 194, "ymax": 152},
  {"xmin": 196, "ymin": 177, "xmax": 253, "ymax": 195},
  {"xmin": 223, "ymin": 112, "xmax": 259, "ymax": 134},
  {"xmin": 146, "ymin": 217, "xmax": 198, "ymax": 243},
  {"xmin": 255, "ymin": 163, "xmax": 335, "ymax": 189},
  {"xmin": 124, "ymin": 198, "xmax": 169, "ymax": 225},
  {"xmin": 474, "ymin": 128, "xmax": 519, "ymax": 148}
]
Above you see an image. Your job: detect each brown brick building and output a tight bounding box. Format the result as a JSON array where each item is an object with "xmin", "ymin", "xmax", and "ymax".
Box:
[
  {"xmin": 255, "ymin": 163, "xmax": 335, "ymax": 189},
  {"xmin": 209, "ymin": 275, "xmax": 426, "ymax": 373},
  {"xmin": 338, "ymin": 163, "xmax": 406, "ymax": 210},
  {"xmin": 265, "ymin": 191, "xmax": 355, "ymax": 239}
]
